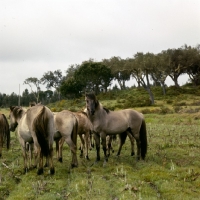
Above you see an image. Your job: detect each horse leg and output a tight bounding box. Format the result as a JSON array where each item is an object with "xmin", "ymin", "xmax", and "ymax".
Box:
[
  {"xmin": 29, "ymin": 143, "xmax": 37, "ymax": 169},
  {"xmin": 33, "ymin": 141, "xmax": 44, "ymax": 175},
  {"xmin": 37, "ymin": 149, "xmax": 44, "ymax": 175},
  {"xmin": 48, "ymin": 142, "xmax": 55, "ymax": 175},
  {"xmin": 90, "ymin": 132, "xmax": 94, "ymax": 148},
  {"xmin": 58, "ymin": 137, "xmax": 65, "ymax": 162},
  {"xmin": 22, "ymin": 144, "xmax": 28, "ymax": 173},
  {"xmin": 0, "ymin": 135, "xmax": 2, "ymax": 157},
  {"xmin": 65, "ymin": 136, "xmax": 78, "ymax": 168},
  {"xmin": 84, "ymin": 132, "xmax": 90, "ymax": 160},
  {"xmin": 93, "ymin": 133, "xmax": 100, "ymax": 162},
  {"xmin": 106, "ymin": 135, "xmax": 112, "ymax": 157},
  {"xmin": 116, "ymin": 132, "xmax": 127, "ymax": 156},
  {"xmin": 18, "ymin": 137, "xmax": 29, "ymax": 173},
  {"xmin": 79, "ymin": 133, "xmax": 85, "ymax": 158},
  {"xmin": 100, "ymin": 133, "xmax": 108, "ymax": 166},
  {"xmin": 127, "ymin": 132, "xmax": 135, "ymax": 156}
]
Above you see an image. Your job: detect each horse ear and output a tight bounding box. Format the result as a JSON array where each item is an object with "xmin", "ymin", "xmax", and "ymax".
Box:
[{"xmin": 10, "ymin": 106, "xmax": 15, "ymax": 111}]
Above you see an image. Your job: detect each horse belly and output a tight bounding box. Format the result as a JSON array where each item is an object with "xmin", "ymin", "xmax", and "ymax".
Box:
[
  {"xmin": 18, "ymin": 118, "xmax": 33, "ymax": 143},
  {"xmin": 18, "ymin": 129, "xmax": 33, "ymax": 143},
  {"xmin": 105, "ymin": 118, "xmax": 128, "ymax": 135}
]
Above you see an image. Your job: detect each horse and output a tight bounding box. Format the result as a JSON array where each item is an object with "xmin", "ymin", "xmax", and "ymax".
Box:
[
  {"xmin": 54, "ymin": 110, "xmax": 93, "ymax": 165},
  {"xmin": 85, "ymin": 93, "xmax": 147, "ymax": 165},
  {"xmin": 74, "ymin": 111, "xmax": 93, "ymax": 160},
  {"xmin": 0, "ymin": 113, "xmax": 10, "ymax": 157},
  {"xmin": 9, "ymin": 105, "xmax": 55, "ymax": 175},
  {"xmin": 53, "ymin": 110, "xmax": 78, "ymax": 167}
]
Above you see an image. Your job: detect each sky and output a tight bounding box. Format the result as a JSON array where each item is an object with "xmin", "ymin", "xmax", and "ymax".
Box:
[{"xmin": 1, "ymin": 0, "xmax": 200, "ymax": 95}]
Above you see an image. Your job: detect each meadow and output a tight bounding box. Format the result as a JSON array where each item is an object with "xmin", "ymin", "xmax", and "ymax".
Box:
[{"xmin": 1, "ymin": 86, "xmax": 200, "ymax": 200}]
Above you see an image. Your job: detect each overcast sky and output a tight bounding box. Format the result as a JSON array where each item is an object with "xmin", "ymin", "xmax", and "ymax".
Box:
[{"xmin": 1, "ymin": 0, "xmax": 200, "ymax": 95}]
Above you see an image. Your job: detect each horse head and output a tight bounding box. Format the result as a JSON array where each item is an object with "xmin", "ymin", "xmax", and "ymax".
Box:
[
  {"xmin": 85, "ymin": 93, "xmax": 99, "ymax": 116},
  {"xmin": 9, "ymin": 106, "xmax": 23, "ymax": 132}
]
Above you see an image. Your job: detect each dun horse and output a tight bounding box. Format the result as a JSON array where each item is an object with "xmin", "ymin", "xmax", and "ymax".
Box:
[
  {"xmin": 54, "ymin": 110, "xmax": 93, "ymax": 166},
  {"xmin": 9, "ymin": 105, "xmax": 55, "ymax": 175},
  {"xmin": 85, "ymin": 93, "xmax": 147, "ymax": 165},
  {"xmin": 59, "ymin": 111, "xmax": 93, "ymax": 160},
  {"xmin": 0, "ymin": 113, "xmax": 10, "ymax": 157},
  {"xmin": 53, "ymin": 110, "xmax": 78, "ymax": 167}
]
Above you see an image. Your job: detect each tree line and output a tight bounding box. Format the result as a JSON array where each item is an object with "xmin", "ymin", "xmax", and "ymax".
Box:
[{"xmin": 0, "ymin": 44, "xmax": 199, "ymax": 107}]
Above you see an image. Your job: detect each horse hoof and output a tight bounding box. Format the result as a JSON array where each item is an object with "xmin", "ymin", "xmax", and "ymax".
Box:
[
  {"xmin": 37, "ymin": 168, "xmax": 44, "ymax": 175},
  {"xmin": 50, "ymin": 167, "xmax": 55, "ymax": 175},
  {"xmin": 58, "ymin": 157, "xmax": 63, "ymax": 163}
]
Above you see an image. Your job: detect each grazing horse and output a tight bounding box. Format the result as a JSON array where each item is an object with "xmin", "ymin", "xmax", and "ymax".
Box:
[
  {"xmin": 9, "ymin": 105, "xmax": 55, "ymax": 175},
  {"xmin": 0, "ymin": 113, "xmax": 10, "ymax": 157},
  {"xmin": 85, "ymin": 93, "xmax": 147, "ymax": 165},
  {"xmin": 53, "ymin": 110, "xmax": 78, "ymax": 167},
  {"xmin": 54, "ymin": 110, "xmax": 93, "ymax": 165}
]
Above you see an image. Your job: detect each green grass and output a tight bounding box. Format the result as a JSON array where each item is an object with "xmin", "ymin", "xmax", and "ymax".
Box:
[
  {"xmin": 1, "ymin": 113, "xmax": 200, "ymax": 200},
  {"xmin": 1, "ymin": 86, "xmax": 200, "ymax": 199}
]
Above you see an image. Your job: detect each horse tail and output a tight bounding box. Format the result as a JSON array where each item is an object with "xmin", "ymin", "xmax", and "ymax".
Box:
[
  {"xmin": 140, "ymin": 119, "xmax": 147, "ymax": 159},
  {"xmin": 33, "ymin": 106, "xmax": 50, "ymax": 157},
  {"xmin": 2, "ymin": 114, "xmax": 10, "ymax": 149},
  {"xmin": 71, "ymin": 115, "xmax": 78, "ymax": 148}
]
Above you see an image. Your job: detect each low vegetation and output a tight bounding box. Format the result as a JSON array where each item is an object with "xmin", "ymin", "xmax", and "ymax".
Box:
[{"xmin": 1, "ymin": 85, "xmax": 200, "ymax": 199}]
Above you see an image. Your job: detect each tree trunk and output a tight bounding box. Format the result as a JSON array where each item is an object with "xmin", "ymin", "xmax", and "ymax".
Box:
[{"xmin": 161, "ymin": 82, "xmax": 166, "ymax": 95}]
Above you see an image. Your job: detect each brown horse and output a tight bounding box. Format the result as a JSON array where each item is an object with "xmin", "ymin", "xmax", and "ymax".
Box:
[
  {"xmin": 9, "ymin": 105, "xmax": 55, "ymax": 175},
  {"xmin": 85, "ymin": 93, "xmax": 147, "ymax": 165},
  {"xmin": 0, "ymin": 113, "xmax": 10, "ymax": 157}
]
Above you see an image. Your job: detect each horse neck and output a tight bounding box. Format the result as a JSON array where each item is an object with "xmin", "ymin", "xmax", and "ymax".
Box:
[{"xmin": 89, "ymin": 103, "xmax": 105, "ymax": 122}]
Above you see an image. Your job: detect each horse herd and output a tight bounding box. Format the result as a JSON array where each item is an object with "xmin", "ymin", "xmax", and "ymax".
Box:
[{"xmin": 0, "ymin": 93, "xmax": 148, "ymax": 175}]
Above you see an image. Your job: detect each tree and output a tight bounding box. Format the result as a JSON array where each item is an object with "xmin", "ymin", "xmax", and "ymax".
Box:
[
  {"xmin": 74, "ymin": 61, "xmax": 113, "ymax": 94},
  {"xmin": 102, "ymin": 56, "xmax": 131, "ymax": 90},
  {"xmin": 165, "ymin": 48, "xmax": 186, "ymax": 87},
  {"xmin": 60, "ymin": 77, "xmax": 83, "ymax": 98},
  {"xmin": 183, "ymin": 45, "xmax": 200, "ymax": 86},
  {"xmin": 41, "ymin": 70, "xmax": 63, "ymax": 101},
  {"xmin": 150, "ymin": 53, "xmax": 169, "ymax": 95},
  {"xmin": 128, "ymin": 52, "xmax": 155, "ymax": 104},
  {"xmin": 23, "ymin": 77, "xmax": 41, "ymax": 103}
]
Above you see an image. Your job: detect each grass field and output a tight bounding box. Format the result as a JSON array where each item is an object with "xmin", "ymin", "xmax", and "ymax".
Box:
[{"xmin": 1, "ymin": 86, "xmax": 200, "ymax": 199}]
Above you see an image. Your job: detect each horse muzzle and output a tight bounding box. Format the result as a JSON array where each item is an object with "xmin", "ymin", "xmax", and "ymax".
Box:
[{"xmin": 9, "ymin": 123, "xmax": 17, "ymax": 132}]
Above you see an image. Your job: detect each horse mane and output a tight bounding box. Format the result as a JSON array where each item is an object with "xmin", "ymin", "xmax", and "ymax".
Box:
[
  {"xmin": 78, "ymin": 111, "xmax": 88, "ymax": 117},
  {"xmin": 103, "ymin": 107, "xmax": 110, "ymax": 113}
]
